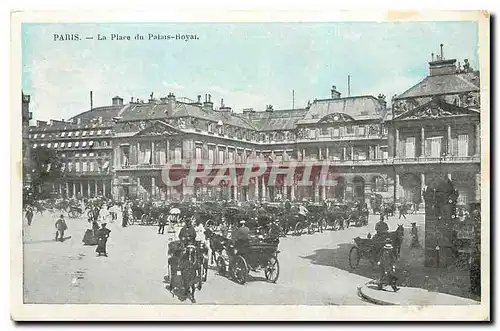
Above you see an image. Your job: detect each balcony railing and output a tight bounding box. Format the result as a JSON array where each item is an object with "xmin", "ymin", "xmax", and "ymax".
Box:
[
  {"xmin": 393, "ymin": 155, "xmax": 480, "ymax": 164},
  {"xmin": 114, "ymin": 157, "xmax": 390, "ymax": 170}
]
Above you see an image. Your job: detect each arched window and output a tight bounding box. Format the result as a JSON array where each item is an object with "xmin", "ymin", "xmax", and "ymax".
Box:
[{"xmin": 374, "ymin": 176, "xmax": 387, "ymax": 192}]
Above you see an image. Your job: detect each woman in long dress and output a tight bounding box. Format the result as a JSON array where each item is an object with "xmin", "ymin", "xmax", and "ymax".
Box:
[{"xmin": 96, "ymin": 223, "xmax": 111, "ymax": 257}]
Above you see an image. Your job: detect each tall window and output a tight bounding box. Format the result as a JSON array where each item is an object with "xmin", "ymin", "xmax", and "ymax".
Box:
[
  {"xmin": 218, "ymin": 150, "xmax": 225, "ymax": 163},
  {"xmin": 405, "ymin": 137, "xmax": 416, "ymax": 158},
  {"xmin": 208, "ymin": 149, "xmax": 214, "ymax": 164},
  {"xmin": 457, "ymin": 134, "xmax": 469, "ymax": 157},
  {"xmin": 195, "ymin": 147, "xmax": 202, "ymax": 162},
  {"xmin": 75, "ymin": 162, "xmax": 80, "ymax": 172}
]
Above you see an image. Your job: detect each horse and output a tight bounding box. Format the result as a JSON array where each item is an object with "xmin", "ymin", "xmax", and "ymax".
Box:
[
  {"xmin": 388, "ymin": 224, "xmax": 405, "ymax": 258},
  {"xmin": 204, "ymin": 229, "xmax": 227, "ymax": 266},
  {"xmin": 179, "ymin": 244, "xmax": 199, "ymax": 302}
]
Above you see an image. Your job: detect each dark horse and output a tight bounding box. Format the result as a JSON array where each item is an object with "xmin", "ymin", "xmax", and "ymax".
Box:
[
  {"xmin": 389, "ymin": 224, "xmax": 405, "ymax": 258},
  {"xmin": 179, "ymin": 244, "xmax": 199, "ymax": 302},
  {"xmin": 205, "ymin": 229, "xmax": 227, "ymax": 265}
]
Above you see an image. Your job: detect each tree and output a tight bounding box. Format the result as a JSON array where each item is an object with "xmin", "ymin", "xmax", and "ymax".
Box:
[{"xmin": 26, "ymin": 146, "xmax": 63, "ymax": 198}]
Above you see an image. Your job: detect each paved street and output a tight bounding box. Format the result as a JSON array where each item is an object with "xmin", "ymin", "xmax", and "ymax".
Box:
[{"xmin": 23, "ymin": 210, "xmax": 425, "ymax": 305}]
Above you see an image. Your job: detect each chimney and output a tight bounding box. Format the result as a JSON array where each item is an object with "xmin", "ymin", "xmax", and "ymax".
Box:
[
  {"xmin": 428, "ymin": 44, "xmax": 457, "ymax": 76},
  {"xmin": 90, "ymin": 91, "xmax": 93, "ymax": 110},
  {"xmin": 130, "ymin": 96, "xmax": 134, "ymax": 104},
  {"xmin": 197, "ymin": 95, "xmax": 202, "ymax": 105},
  {"xmin": 166, "ymin": 92, "xmax": 176, "ymax": 117},
  {"xmin": 266, "ymin": 104, "xmax": 274, "ymax": 112},
  {"xmin": 160, "ymin": 96, "xmax": 168, "ymax": 104},
  {"xmin": 331, "ymin": 85, "xmax": 341, "ymax": 99},
  {"xmin": 203, "ymin": 93, "xmax": 213, "ymax": 111},
  {"xmin": 37, "ymin": 120, "xmax": 47, "ymax": 127},
  {"xmin": 112, "ymin": 96, "xmax": 124, "ymax": 106}
]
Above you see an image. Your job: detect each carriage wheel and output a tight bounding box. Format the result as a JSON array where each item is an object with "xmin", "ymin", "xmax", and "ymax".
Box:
[
  {"xmin": 294, "ymin": 222, "xmax": 304, "ymax": 236},
  {"xmin": 216, "ymin": 256, "xmax": 227, "ymax": 276},
  {"xmin": 141, "ymin": 214, "xmax": 148, "ymax": 225},
  {"xmin": 264, "ymin": 255, "xmax": 280, "ymax": 283},
  {"xmin": 320, "ymin": 219, "xmax": 327, "ymax": 232},
  {"xmin": 203, "ymin": 257, "xmax": 209, "ymax": 282},
  {"xmin": 232, "ymin": 256, "xmax": 248, "ymax": 285},
  {"xmin": 197, "ymin": 263, "xmax": 203, "ymax": 290},
  {"xmin": 349, "ymin": 246, "xmax": 360, "ymax": 268},
  {"xmin": 167, "ymin": 260, "xmax": 174, "ymax": 291}
]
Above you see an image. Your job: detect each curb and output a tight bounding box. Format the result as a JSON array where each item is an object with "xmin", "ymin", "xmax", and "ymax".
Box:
[{"xmin": 357, "ymin": 282, "xmax": 396, "ymax": 306}]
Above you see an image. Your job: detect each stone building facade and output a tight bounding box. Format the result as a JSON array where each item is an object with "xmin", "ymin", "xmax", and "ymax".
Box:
[{"xmin": 27, "ymin": 49, "xmax": 481, "ymax": 206}]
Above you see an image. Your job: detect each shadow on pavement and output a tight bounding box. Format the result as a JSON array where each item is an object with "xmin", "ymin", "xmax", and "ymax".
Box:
[
  {"xmin": 24, "ymin": 236, "xmax": 72, "ymax": 245},
  {"xmin": 301, "ymin": 224, "xmax": 479, "ymax": 301}
]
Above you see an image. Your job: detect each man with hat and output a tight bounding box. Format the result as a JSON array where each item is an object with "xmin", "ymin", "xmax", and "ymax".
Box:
[
  {"xmin": 233, "ymin": 220, "xmax": 250, "ymax": 245},
  {"xmin": 55, "ymin": 214, "xmax": 68, "ymax": 242},
  {"xmin": 178, "ymin": 217, "xmax": 197, "ymax": 246},
  {"xmin": 377, "ymin": 238, "xmax": 399, "ymax": 292},
  {"xmin": 373, "ymin": 215, "xmax": 389, "ymax": 241}
]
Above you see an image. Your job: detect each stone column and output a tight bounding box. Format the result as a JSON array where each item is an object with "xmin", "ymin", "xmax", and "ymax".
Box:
[
  {"xmin": 166, "ymin": 140, "xmax": 170, "ymax": 161},
  {"xmin": 137, "ymin": 177, "xmax": 141, "ymax": 198},
  {"xmin": 151, "ymin": 141, "xmax": 155, "ymax": 165},
  {"xmin": 421, "ymin": 127, "xmax": 426, "ymax": 157},
  {"xmin": 137, "ymin": 142, "xmax": 141, "ymax": 164},
  {"xmin": 290, "ymin": 184, "xmax": 295, "ymax": 201},
  {"xmin": 395, "ymin": 173, "xmax": 400, "ymax": 200},
  {"xmin": 319, "ymin": 147, "xmax": 322, "ymax": 160},
  {"xmin": 320, "ymin": 185, "xmax": 326, "ymax": 201},
  {"xmin": 233, "ymin": 185, "xmax": 238, "ymax": 201},
  {"xmin": 314, "ymin": 183, "xmax": 320, "ymax": 202},
  {"xmin": 302, "ymin": 149, "xmax": 306, "ymax": 161},
  {"xmin": 94, "ymin": 181, "xmax": 98, "ymax": 197},
  {"xmin": 58, "ymin": 184, "xmax": 62, "ymax": 196},
  {"xmin": 261, "ymin": 177, "xmax": 267, "ymax": 201},
  {"xmin": 325, "ymin": 147, "xmax": 329, "ymax": 160},
  {"xmin": 350, "ymin": 146, "xmax": 354, "ymax": 160},
  {"xmin": 395, "ymin": 128, "xmax": 400, "ymax": 157},
  {"xmin": 420, "ymin": 173, "xmax": 426, "ymax": 209},
  {"xmin": 72, "ymin": 183, "xmax": 76, "ymax": 198},
  {"xmin": 65, "ymin": 182, "xmax": 69, "ymax": 198},
  {"xmin": 447, "ymin": 125, "xmax": 452, "ymax": 156},
  {"xmin": 369, "ymin": 146, "xmax": 373, "ymax": 160},
  {"xmin": 87, "ymin": 182, "xmax": 90, "ymax": 197},
  {"xmin": 255, "ymin": 176, "xmax": 260, "ymax": 201},
  {"xmin": 343, "ymin": 147, "xmax": 347, "ymax": 160},
  {"xmin": 448, "ymin": 173, "xmax": 452, "ymax": 181},
  {"xmin": 80, "ymin": 182, "xmax": 84, "ymax": 197},
  {"xmin": 151, "ymin": 177, "xmax": 156, "ymax": 198},
  {"xmin": 103, "ymin": 180, "xmax": 106, "ymax": 197}
]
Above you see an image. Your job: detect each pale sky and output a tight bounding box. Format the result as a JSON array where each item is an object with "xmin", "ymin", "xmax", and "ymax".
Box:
[{"xmin": 22, "ymin": 22, "xmax": 479, "ymax": 122}]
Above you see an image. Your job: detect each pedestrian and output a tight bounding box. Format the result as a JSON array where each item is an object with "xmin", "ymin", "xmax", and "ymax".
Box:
[
  {"xmin": 96, "ymin": 223, "xmax": 111, "ymax": 257},
  {"xmin": 410, "ymin": 222, "xmax": 420, "ymax": 248},
  {"xmin": 158, "ymin": 212, "xmax": 166, "ymax": 235},
  {"xmin": 399, "ymin": 204, "xmax": 407, "ymax": 220},
  {"xmin": 377, "ymin": 239, "xmax": 399, "ymax": 292},
  {"xmin": 55, "ymin": 214, "xmax": 68, "ymax": 242},
  {"xmin": 122, "ymin": 204, "xmax": 129, "ymax": 228},
  {"xmin": 25, "ymin": 205, "xmax": 34, "ymax": 226}
]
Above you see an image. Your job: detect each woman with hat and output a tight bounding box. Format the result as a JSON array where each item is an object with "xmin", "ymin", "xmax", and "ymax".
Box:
[
  {"xmin": 96, "ymin": 223, "xmax": 111, "ymax": 257},
  {"xmin": 377, "ymin": 238, "xmax": 399, "ymax": 292}
]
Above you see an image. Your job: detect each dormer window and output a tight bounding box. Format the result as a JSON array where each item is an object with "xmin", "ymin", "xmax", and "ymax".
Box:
[
  {"xmin": 208, "ymin": 123, "xmax": 214, "ymax": 133},
  {"xmin": 75, "ymin": 131, "xmax": 80, "ymax": 137},
  {"xmin": 68, "ymin": 132, "xmax": 73, "ymax": 137},
  {"xmin": 33, "ymin": 134, "xmax": 38, "ymax": 139},
  {"xmin": 97, "ymin": 130, "xmax": 102, "ymax": 135},
  {"xmin": 89, "ymin": 131, "xmax": 95, "ymax": 136},
  {"xmin": 60, "ymin": 132, "xmax": 66, "ymax": 137},
  {"xmin": 82, "ymin": 131, "xmax": 87, "ymax": 136}
]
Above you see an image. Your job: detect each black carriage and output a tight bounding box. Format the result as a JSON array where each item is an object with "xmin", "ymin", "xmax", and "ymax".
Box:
[
  {"xmin": 217, "ymin": 237, "xmax": 280, "ymax": 285},
  {"xmin": 324, "ymin": 203, "xmax": 350, "ymax": 230},
  {"xmin": 165, "ymin": 240, "xmax": 209, "ymax": 300},
  {"xmin": 348, "ymin": 225, "xmax": 404, "ymax": 268},
  {"xmin": 67, "ymin": 205, "xmax": 83, "ymax": 218}
]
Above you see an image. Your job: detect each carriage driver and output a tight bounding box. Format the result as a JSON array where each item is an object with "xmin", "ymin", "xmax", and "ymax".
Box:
[
  {"xmin": 233, "ymin": 220, "xmax": 250, "ymax": 255},
  {"xmin": 179, "ymin": 218, "xmax": 197, "ymax": 246},
  {"xmin": 373, "ymin": 217, "xmax": 389, "ymax": 241}
]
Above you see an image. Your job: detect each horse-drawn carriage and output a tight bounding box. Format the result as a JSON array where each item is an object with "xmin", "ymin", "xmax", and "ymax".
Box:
[
  {"xmin": 216, "ymin": 236, "xmax": 280, "ymax": 285},
  {"xmin": 165, "ymin": 239, "xmax": 209, "ymax": 301},
  {"xmin": 348, "ymin": 224, "xmax": 404, "ymax": 268}
]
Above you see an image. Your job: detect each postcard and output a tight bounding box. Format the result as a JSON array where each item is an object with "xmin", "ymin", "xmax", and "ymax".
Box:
[{"xmin": 10, "ymin": 10, "xmax": 490, "ymax": 321}]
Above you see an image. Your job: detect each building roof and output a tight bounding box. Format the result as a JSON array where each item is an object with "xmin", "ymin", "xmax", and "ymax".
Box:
[
  {"xmin": 395, "ymin": 71, "xmax": 480, "ymax": 100},
  {"xmin": 119, "ymin": 101, "xmax": 256, "ymax": 130},
  {"xmin": 70, "ymin": 105, "xmax": 127, "ymax": 123},
  {"xmin": 245, "ymin": 108, "xmax": 308, "ymax": 131},
  {"xmin": 297, "ymin": 96, "xmax": 385, "ymax": 125}
]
